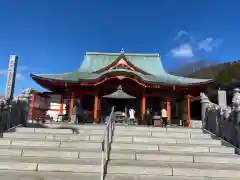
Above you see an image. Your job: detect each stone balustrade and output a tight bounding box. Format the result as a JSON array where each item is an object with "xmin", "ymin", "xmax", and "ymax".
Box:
[{"xmin": 201, "ymin": 88, "xmax": 240, "ymax": 147}]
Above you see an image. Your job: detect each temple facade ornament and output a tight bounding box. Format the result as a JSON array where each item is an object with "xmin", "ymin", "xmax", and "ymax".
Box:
[
  {"xmin": 220, "ymin": 106, "xmax": 232, "ymax": 119},
  {"xmin": 200, "ymin": 93, "xmax": 210, "ymax": 103},
  {"xmin": 207, "ymin": 102, "xmax": 220, "ymax": 111}
]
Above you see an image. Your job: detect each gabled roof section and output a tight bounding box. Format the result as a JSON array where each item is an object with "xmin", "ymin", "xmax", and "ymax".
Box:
[{"xmin": 78, "ymin": 52, "xmax": 166, "ymax": 76}]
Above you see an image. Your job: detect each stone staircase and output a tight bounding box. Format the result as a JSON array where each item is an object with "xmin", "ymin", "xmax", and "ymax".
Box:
[
  {"xmin": 0, "ymin": 124, "xmax": 240, "ymax": 179},
  {"xmin": 106, "ymin": 126, "xmax": 240, "ymax": 180},
  {"xmin": 0, "ymin": 124, "xmax": 105, "ymax": 180}
]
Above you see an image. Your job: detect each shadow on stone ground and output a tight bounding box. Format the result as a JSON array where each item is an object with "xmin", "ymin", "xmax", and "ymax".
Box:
[{"xmin": 23, "ymin": 123, "xmax": 80, "ymax": 134}]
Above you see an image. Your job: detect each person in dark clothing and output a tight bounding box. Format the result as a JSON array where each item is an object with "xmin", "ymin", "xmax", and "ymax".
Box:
[
  {"xmin": 146, "ymin": 108, "xmax": 152, "ymax": 126},
  {"xmin": 76, "ymin": 105, "xmax": 84, "ymax": 124}
]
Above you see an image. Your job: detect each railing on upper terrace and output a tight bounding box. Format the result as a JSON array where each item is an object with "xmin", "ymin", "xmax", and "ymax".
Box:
[
  {"xmin": 201, "ymin": 88, "xmax": 240, "ymax": 148},
  {"xmin": 100, "ymin": 106, "xmax": 115, "ymax": 180},
  {"xmin": 0, "ymin": 89, "xmax": 31, "ymax": 134}
]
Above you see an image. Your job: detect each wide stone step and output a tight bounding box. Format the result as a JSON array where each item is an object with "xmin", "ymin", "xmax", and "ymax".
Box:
[
  {"xmin": 115, "ymin": 131, "xmax": 210, "ymax": 138},
  {"xmin": 3, "ymin": 131, "xmax": 211, "ymax": 142},
  {"xmin": 0, "ymin": 171, "xmax": 100, "ymax": 180},
  {"xmin": 45, "ymin": 123, "xmax": 105, "ymax": 130},
  {"xmin": 0, "ymin": 145, "xmax": 236, "ymax": 162},
  {"xmin": 108, "ymin": 159, "xmax": 240, "ymax": 178},
  {"xmin": 111, "ymin": 143, "xmax": 235, "ymax": 154},
  {"xmin": 110, "ymin": 151, "xmax": 240, "ymax": 164},
  {"xmin": 0, "ymin": 148, "xmax": 102, "ymax": 159},
  {"xmin": 114, "ymin": 131, "xmax": 211, "ymax": 139},
  {"xmin": 0, "ymin": 156, "xmax": 101, "ymax": 173},
  {"xmin": 16, "ymin": 127, "xmax": 75, "ymax": 134},
  {"xmin": 115, "ymin": 126, "xmax": 203, "ymax": 133},
  {"xmin": 113, "ymin": 136, "xmax": 221, "ymax": 145},
  {"xmin": 111, "ymin": 149, "xmax": 237, "ymax": 157},
  {"xmin": 16, "ymin": 127, "xmax": 105, "ymax": 134},
  {"xmin": 3, "ymin": 134, "xmax": 215, "ymax": 146},
  {"xmin": 0, "ymin": 139, "xmax": 102, "ymax": 149},
  {"xmin": 16, "ymin": 128, "xmax": 105, "ymax": 135},
  {"xmin": 3, "ymin": 132, "xmax": 104, "ymax": 141},
  {"xmin": 0, "ymin": 144, "xmax": 102, "ymax": 152},
  {"xmin": 105, "ymin": 174, "xmax": 237, "ymax": 180},
  {"xmin": 0, "ymin": 170, "xmax": 236, "ymax": 180}
]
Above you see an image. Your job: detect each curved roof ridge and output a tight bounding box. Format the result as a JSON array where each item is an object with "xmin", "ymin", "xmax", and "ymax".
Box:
[{"xmin": 86, "ymin": 52, "xmax": 159, "ymax": 57}]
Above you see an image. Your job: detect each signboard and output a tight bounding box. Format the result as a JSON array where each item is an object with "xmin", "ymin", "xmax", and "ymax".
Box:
[{"xmin": 5, "ymin": 55, "xmax": 18, "ymax": 100}]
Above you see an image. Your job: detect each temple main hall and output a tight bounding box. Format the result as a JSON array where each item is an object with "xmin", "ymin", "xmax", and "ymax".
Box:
[{"xmin": 29, "ymin": 51, "xmax": 212, "ymax": 127}]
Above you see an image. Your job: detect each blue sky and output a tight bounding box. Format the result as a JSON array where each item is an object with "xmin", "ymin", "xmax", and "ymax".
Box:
[{"xmin": 0, "ymin": 0, "xmax": 240, "ymax": 95}]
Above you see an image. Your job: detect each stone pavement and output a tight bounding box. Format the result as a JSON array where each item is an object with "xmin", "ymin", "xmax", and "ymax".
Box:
[{"xmin": 0, "ymin": 124, "xmax": 240, "ymax": 179}]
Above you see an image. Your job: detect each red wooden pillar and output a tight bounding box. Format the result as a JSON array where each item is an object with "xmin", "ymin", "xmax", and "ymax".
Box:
[
  {"xmin": 187, "ymin": 95, "xmax": 191, "ymax": 128},
  {"xmin": 94, "ymin": 95, "xmax": 99, "ymax": 121},
  {"xmin": 141, "ymin": 95, "xmax": 146, "ymax": 121},
  {"xmin": 68, "ymin": 93, "xmax": 74, "ymax": 120},
  {"xmin": 29, "ymin": 91, "xmax": 36, "ymax": 120},
  {"xmin": 166, "ymin": 96, "xmax": 171, "ymax": 121},
  {"xmin": 59, "ymin": 95, "xmax": 64, "ymax": 115}
]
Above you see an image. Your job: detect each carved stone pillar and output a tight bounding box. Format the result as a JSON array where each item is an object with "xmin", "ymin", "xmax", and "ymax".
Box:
[
  {"xmin": 232, "ymin": 88, "xmax": 240, "ymax": 147},
  {"xmin": 232, "ymin": 88, "xmax": 240, "ymax": 121},
  {"xmin": 200, "ymin": 93, "xmax": 210, "ymax": 129}
]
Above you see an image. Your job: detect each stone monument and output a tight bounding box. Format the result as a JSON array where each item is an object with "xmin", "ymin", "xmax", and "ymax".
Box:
[{"xmin": 5, "ymin": 55, "xmax": 18, "ymax": 100}]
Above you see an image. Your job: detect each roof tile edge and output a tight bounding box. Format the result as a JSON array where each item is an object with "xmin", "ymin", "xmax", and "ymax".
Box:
[{"xmin": 86, "ymin": 52, "xmax": 160, "ymax": 57}]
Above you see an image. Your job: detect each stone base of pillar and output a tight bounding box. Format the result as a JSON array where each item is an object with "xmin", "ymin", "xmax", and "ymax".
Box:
[{"xmin": 190, "ymin": 119, "xmax": 202, "ymax": 128}]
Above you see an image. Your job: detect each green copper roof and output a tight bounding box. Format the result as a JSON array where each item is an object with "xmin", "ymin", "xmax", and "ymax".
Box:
[
  {"xmin": 30, "ymin": 52, "xmax": 212, "ymax": 86},
  {"xmin": 78, "ymin": 52, "xmax": 166, "ymax": 75},
  {"xmin": 31, "ymin": 68, "xmax": 211, "ymax": 86}
]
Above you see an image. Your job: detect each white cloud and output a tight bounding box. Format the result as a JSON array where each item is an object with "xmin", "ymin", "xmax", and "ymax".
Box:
[
  {"xmin": 169, "ymin": 31, "xmax": 223, "ymax": 58},
  {"xmin": 197, "ymin": 37, "xmax": 222, "ymax": 52},
  {"xmin": 171, "ymin": 44, "xmax": 194, "ymax": 58}
]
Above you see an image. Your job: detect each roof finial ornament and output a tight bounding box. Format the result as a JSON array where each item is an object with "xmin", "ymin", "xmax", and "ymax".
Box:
[{"xmin": 120, "ymin": 48, "xmax": 124, "ymax": 54}]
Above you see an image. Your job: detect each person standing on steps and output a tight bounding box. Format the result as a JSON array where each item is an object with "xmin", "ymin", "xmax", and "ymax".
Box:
[
  {"xmin": 161, "ymin": 107, "xmax": 168, "ymax": 127},
  {"xmin": 129, "ymin": 108, "xmax": 135, "ymax": 125},
  {"xmin": 71, "ymin": 103, "xmax": 77, "ymax": 124}
]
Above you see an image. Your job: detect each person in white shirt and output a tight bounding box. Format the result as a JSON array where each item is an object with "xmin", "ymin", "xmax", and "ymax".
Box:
[
  {"xmin": 129, "ymin": 109, "xmax": 135, "ymax": 125},
  {"xmin": 161, "ymin": 108, "xmax": 168, "ymax": 127}
]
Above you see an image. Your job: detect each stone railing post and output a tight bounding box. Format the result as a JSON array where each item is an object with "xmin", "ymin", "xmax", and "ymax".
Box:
[
  {"xmin": 200, "ymin": 93, "xmax": 210, "ymax": 129},
  {"xmin": 232, "ymin": 88, "xmax": 240, "ymax": 120},
  {"xmin": 232, "ymin": 88, "xmax": 240, "ymax": 147}
]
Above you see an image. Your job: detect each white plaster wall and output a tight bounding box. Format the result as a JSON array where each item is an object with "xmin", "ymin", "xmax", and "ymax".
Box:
[{"xmin": 46, "ymin": 94, "xmax": 66, "ymax": 121}]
